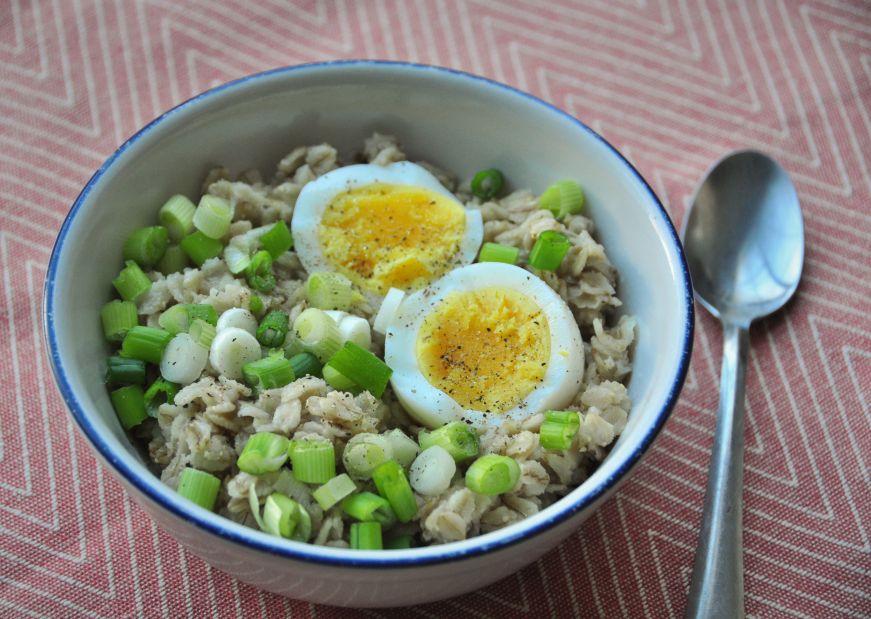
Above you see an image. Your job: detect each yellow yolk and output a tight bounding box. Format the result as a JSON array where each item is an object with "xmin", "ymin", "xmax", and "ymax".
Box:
[
  {"xmin": 317, "ymin": 183, "xmax": 466, "ymax": 295},
  {"xmin": 415, "ymin": 288, "xmax": 550, "ymax": 414}
]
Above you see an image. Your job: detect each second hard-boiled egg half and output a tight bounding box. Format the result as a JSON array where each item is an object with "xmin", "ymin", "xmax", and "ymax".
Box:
[
  {"xmin": 291, "ymin": 162, "xmax": 483, "ymax": 297},
  {"xmin": 384, "ymin": 263, "xmax": 584, "ymax": 428}
]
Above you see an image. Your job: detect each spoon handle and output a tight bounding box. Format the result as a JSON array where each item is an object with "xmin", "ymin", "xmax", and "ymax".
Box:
[{"xmin": 685, "ymin": 323, "xmax": 749, "ymax": 619}]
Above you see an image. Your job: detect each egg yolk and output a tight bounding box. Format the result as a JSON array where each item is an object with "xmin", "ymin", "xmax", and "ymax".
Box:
[
  {"xmin": 416, "ymin": 288, "xmax": 550, "ymax": 414},
  {"xmin": 318, "ymin": 183, "xmax": 466, "ymax": 295}
]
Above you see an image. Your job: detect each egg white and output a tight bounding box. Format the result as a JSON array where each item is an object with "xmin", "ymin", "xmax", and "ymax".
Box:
[
  {"xmin": 384, "ymin": 263, "xmax": 584, "ymax": 428},
  {"xmin": 291, "ymin": 162, "xmax": 483, "ymax": 297}
]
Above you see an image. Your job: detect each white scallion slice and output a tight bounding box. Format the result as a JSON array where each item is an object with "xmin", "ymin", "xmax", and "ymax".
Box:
[
  {"xmin": 209, "ymin": 327, "xmax": 261, "ymax": 380},
  {"xmin": 160, "ymin": 333, "xmax": 208, "ymax": 385},
  {"xmin": 384, "ymin": 428, "xmax": 420, "ymax": 468},
  {"xmin": 409, "ymin": 446, "xmax": 456, "ymax": 496},
  {"xmin": 374, "ymin": 287, "xmax": 406, "ymax": 335},
  {"xmin": 216, "ymin": 307, "xmax": 258, "ymax": 336}
]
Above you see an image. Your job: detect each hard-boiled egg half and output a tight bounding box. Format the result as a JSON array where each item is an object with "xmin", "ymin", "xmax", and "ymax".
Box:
[
  {"xmin": 291, "ymin": 162, "xmax": 483, "ymax": 297},
  {"xmin": 384, "ymin": 263, "xmax": 584, "ymax": 428}
]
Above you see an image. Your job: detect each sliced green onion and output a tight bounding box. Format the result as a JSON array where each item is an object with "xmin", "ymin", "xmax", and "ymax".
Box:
[
  {"xmin": 187, "ymin": 304, "xmax": 217, "ymax": 326},
  {"xmin": 283, "ymin": 330, "xmax": 305, "ymax": 357},
  {"xmin": 293, "ymin": 308, "xmax": 341, "ymax": 363},
  {"xmin": 342, "ymin": 433, "xmax": 393, "ymax": 480},
  {"xmin": 350, "ymin": 522, "xmax": 383, "ymax": 550},
  {"xmin": 418, "ymin": 421, "xmax": 479, "ymax": 462},
  {"xmin": 158, "ymin": 304, "xmax": 191, "ymax": 335},
  {"xmin": 259, "ymin": 493, "xmax": 311, "ymax": 541},
  {"xmin": 105, "ymin": 355, "xmax": 146, "ymax": 386},
  {"xmin": 110, "ymin": 385, "xmax": 147, "ymax": 430},
  {"xmin": 528, "ymin": 230, "xmax": 571, "ymax": 271},
  {"xmin": 289, "ymin": 352, "xmax": 321, "ymax": 379},
  {"xmin": 248, "ymin": 294, "xmax": 264, "ymax": 316},
  {"xmin": 305, "ymin": 271, "xmax": 356, "ymax": 311},
  {"xmin": 180, "ymin": 231, "xmax": 224, "ymax": 266},
  {"xmin": 385, "ymin": 534, "xmax": 414, "ymax": 550},
  {"xmin": 245, "ymin": 250, "xmax": 275, "ymax": 293},
  {"xmin": 539, "ymin": 180, "xmax": 585, "ymax": 219},
  {"xmin": 312, "ymin": 474, "xmax": 357, "ymax": 510},
  {"xmin": 101, "ymin": 299, "xmax": 138, "ymax": 342},
  {"xmin": 256, "ymin": 311, "xmax": 289, "ymax": 347},
  {"xmin": 289, "ymin": 439, "xmax": 335, "ymax": 484},
  {"xmin": 465, "ymin": 454, "xmax": 521, "ymax": 496},
  {"xmin": 342, "ymin": 492, "xmax": 396, "ymax": 527},
  {"xmin": 471, "ymin": 168, "xmax": 504, "ymax": 200},
  {"xmin": 143, "ymin": 377, "xmax": 179, "ymax": 417},
  {"xmin": 242, "ymin": 356, "xmax": 295, "ymax": 391},
  {"xmin": 193, "ymin": 195, "xmax": 233, "ymax": 239},
  {"xmin": 112, "ymin": 260, "xmax": 152, "ymax": 302},
  {"xmin": 159, "ymin": 194, "xmax": 197, "ymax": 242},
  {"xmin": 323, "ymin": 364, "xmax": 357, "ymax": 392},
  {"xmin": 259, "ymin": 220, "xmax": 293, "ymax": 258},
  {"xmin": 409, "ymin": 445, "xmax": 455, "ymax": 496},
  {"xmin": 539, "ymin": 410, "xmax": 581, "ymax": 450},
  {"xmin": 372, "ymin": 460, "xmax": 417, "ymax": 523},
  {"xmin": 120, "ymin": 326, "xmax": 173, "ymax": 364},
  {"xmin": 237, "ymin": 432, "xmax": 290, "ymax": 475},
  {"xmin": 383, "ymin": 429, "xmax": 419, "ymax": 468},
  {"xmin": 177, "ymin": 467, "xmax": 221, "ymax": 510},
  {"xmin": 224, "ymin": 242, "xmax": 252, "ymax": 275},
  {"xmin": 157, "ymin": 244, "xmax": 189, "ymax": 274},
  {"xmin": 188, "ymin": 318, "xmax": 216, "ymax": 348},
  {"xmin": 123, "ymin": 226, "xmax": 169, "ymax": 269},
  {"xmin": 478, "ymin": 242, "xmax": 519, "ymax": 265},
  {"xmin": 324, "ymin": 341, "xmax": 393, "ymax": 398}
]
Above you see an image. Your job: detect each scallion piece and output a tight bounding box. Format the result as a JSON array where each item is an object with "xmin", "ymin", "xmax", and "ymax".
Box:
[
  {"xmin": 305, "ymin": 272, "xmax": 356, "ymax": 311},
  {"xmin": 186, "ymin": 304, "xmax": 217, "ymax": 326},
  {"xmin": 192, "ymin": 195, "xmax": 233, "ymax": 239},
  {"xmin": 105, "ymin": 355, "xmax": 146, "ymax": 386},
  {"xmin": 123, "ymin": 226, "xmax": 169, "ymax": 269},
  {"xmin": 143, "ymin": 377, "xmax": 179, "ymax": 417},
  {"xmin": 342, "ymin": 492, "xmax": 396, "ymax": 527},
  {"xmin": 188, "ymin": 318, "xmax": 216, "ymax": 348},
  {"xmin": 242, "ymin": 356, "xmax": 295, "ymax": 391},
  {"xmin": 256, "ymin": 311, "xmax": 289, "ymax": 347},
  {"xmin": 323, "ymin": 364, "xmax": 358, "ymax": 392},
  {"xmin": 293, "ymin": 308, "xmax": 341, "ymax": 363},
  {"xmin": 478, "ymin": 242, "xmax": 519, "ymax": 265},
  {"xmin": 289, "ymin": 439, "xmax": 335, "ymax": 484},
  {"xmin": 159, "ymin": 194, "xmax": 197, "ymax": 242},
  {"xmin": 289, "ymin": 352, "xmax": 321, "ymax": 379},
  {"xmin": 528, "ymin": 230, "xmax": 571, "ymax": 271},
  {"xmin": 120, "ymin": 326, "xmax": 173, "ymax": 364},
  {"xmin": 101, "ymin": 299, "xmax": 138, "ymax": 342},
  {"xmin": 372, "ymin": 460, "xmax": 417, "ymax": 523},
  {"xmin": 418, "ymin": 421, "xmax": 480, "ymax": 462},
  {"xmin": 465, "ymin": 454, "xmax": 521, "ymax": 496},
  {"xmin": 180, "ymin": 231, "xmax": 224, "ymax": 266},
  {"xmin": 158, "ymin": 304, "xmax": 191, "ymax": 335},
  {"xmin": 539, "ymin": 180, "xmax": 585, "ymax": 219},
  {"xmin": 259, "ymin": 493, "xmax": 311, "ymax": 541},
  {"xmin": 157, "ymin": 244, "xmax": 189, "ymax": 274},
  {"xmin": 350, "ymin": 521, "xmax": 383, "ymax": 550},
  {"xmin": 383, "ymin": 429, "xmax": 419, "ymax": 468},
  {"xmin": 470, "ymin": 168, "xmax": 504, "ymax": 200},
  {"xmin": 342, "ymin": 433, "xmax": 393, "ymax": 480},
  {"xmin": 312, "ymin": 474, "xmax": 357, "ymax": 510},
  {"xmin": 259, "ymin": 220, "xmax": 293, "ymax": 258},
  {"xmin": 324, "ymin": 341, "xmax": 393, "ymax": 398},
  {"xmin": 177, "ymin": 468, "xmax": 221, "ymax": 510},
  {"xmin": 237, "ymin": 432, "xmax": 290, "ymax": 475},
  {"xmin": 248, "ymin": 294, "xmax": 264, "ymax": 316},
  {"xmin": 539, "ymin": 410, "xmax": 581, "ymax": 450},
  {"xmin": 110, "ymin": 385, "xmax": 147, "ymax": 430},
  {"xmin": 385, "ymin": 534, "xmax": 414, "ymax": 550},
  {"xmin": 245, "ymin": 250, "xmax": 275, "ymax": 293},
  {"xmin": 112, "ymin": 260, "xmax": 152, "ymax": 302}
]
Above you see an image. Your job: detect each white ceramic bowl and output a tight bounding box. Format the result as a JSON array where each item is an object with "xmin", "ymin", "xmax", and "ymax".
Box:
[{"xmin": 44, "ymin": 61, "xmax": 693, "ymax": 608}]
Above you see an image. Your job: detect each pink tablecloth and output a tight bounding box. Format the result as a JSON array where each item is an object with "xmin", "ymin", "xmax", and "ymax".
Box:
[{"xmin": 2, "ymin": 1, "xmax": 869, "ymax": 617}]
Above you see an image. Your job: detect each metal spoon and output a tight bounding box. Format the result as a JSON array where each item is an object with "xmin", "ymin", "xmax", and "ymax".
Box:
[{"xmin": 681, "ymin": 150, "xmax": 804, "ymax": 618}]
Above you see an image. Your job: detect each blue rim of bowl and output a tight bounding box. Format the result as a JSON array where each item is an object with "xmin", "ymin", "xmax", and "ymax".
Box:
[{"xmin": 44, "ymin": 60, "xmax": 694, "ymax": 568}]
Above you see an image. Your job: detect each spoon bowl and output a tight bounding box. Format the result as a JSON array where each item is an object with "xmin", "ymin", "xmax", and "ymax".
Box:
[
  {"xmin": 682, "ymin": 150, "xmax": 804, "ymax": 618},
  {"xmin": 683, "ymin": 150, "xmax": 804, "ymax": 325}
]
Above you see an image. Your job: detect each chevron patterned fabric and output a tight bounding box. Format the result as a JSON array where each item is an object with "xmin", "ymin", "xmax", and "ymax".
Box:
[{"xmin": 1, "ymin": 1, "xmax": 869, "ymax": 617}]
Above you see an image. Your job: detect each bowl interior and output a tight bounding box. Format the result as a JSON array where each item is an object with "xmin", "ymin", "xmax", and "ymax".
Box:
[{"xmin": 47, "ymin": 62, "xmax": 692, "ymax": 562}]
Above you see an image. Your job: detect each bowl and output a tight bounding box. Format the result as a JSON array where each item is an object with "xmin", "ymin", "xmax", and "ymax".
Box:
[{"xmin": 44, "ymin": 61, "xmax": 694, "ymax": 607}]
